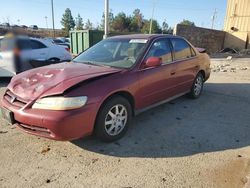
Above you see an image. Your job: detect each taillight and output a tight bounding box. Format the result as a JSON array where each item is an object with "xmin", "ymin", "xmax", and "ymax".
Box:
[{"xmin": 65, "ymin": 47, "xmax": 70, "ymax": 52}]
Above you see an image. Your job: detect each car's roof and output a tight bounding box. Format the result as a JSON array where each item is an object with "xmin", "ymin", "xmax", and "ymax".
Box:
[{"xmin": 109, "ymin": 34, "xmax": 182, "ymax": 40}]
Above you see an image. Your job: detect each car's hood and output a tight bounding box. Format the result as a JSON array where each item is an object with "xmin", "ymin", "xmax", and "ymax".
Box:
[{"xmin": 8, "ymin": 62, "xmax": 122, "ymax": 101}]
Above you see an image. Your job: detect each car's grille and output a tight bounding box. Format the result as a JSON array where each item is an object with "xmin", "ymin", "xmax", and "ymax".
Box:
[
  {"xmin": 3, "ymin": 90, "xmax": 28, "ymax": 109},
  {"xmin": 17, "ymin": 123, "xmax": 51, "ymax": 137}
]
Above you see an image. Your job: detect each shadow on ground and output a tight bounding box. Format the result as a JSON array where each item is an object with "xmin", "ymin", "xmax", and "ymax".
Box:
[{"xmin": 72, "ymin": 83, "xmax": 250, "ymax": 158}]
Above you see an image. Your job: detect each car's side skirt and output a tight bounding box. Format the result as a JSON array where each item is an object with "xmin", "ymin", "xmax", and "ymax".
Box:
[{"xmin": 134, "ymin": 91, "xmax": 190, "ymax": 116}]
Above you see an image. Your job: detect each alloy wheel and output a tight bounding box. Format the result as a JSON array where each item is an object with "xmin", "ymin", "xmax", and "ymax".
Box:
[
  {"xmin": 104, "ymin": 104, "xmax": 128, "ymax": 136},
  {"xmin": 194, "ymin": 75, "xmax": 203, "ymax": 96}
]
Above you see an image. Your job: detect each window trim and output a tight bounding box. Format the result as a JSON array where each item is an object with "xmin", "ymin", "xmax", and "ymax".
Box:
[
  {"xmin": 138, "ymin": 37, "xmax": 199, "ymax": 71},
  {"xmin": 170, "ymin": 38, "xmax": 197, "ymax": 61},
  {"xmin": 190, "ymin": 46, "xmax": 197, "ymax": 57}
]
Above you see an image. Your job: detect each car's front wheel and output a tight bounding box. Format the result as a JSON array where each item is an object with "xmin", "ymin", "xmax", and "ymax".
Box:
[
  {"xmin": 95, "ymin": 96, "xmax": 132, "ymax": 142},
  {"xmin": 188, "ymin": 72, "xmax": 204, "ymax": 99}
]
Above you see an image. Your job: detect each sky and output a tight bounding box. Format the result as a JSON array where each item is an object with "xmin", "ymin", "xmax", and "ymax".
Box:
[{"xmin": 0, "ymin": 0, "xmax": 227, "ymax": 30}]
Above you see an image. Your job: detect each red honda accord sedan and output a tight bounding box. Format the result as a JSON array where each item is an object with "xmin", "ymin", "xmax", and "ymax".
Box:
[{"xmin": 0, "ymin": 34, "xmax": 211, "ymax": 141}]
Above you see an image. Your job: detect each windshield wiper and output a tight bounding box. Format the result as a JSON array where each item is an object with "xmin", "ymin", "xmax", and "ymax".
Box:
[
  {"xmin": 73, "ymin": 60, "xmax": 118, "ymax": 68},
  {"xmin": 73, "ymin": 60, "xmax": 97, "ymax": 65},
  {"xmin": 81, "ymin": 61, "xmax": 112, "ymax": 68},
  {"xmin": 83, "ymin": 61, "xmax": 98, "ymax": 66}
]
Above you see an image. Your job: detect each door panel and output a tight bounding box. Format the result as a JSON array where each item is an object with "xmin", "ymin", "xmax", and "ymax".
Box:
[
  {"xmin": 170, "ymin": 38, "xmax": 200, "ymax": 93},
  {"xmin": 136, "ymin": 38, "xmax": 178, "ymax": 109},
  {"xmin": 170, "ymin": 58, "xmax": 199, "ymax": 94},
  {"xmin": 137, "ymin": 63, "xmax": 177, "ymax": 109},
  {"xmin": 30, "ymin": 48, "xmax": 49, "ymax": 61},
  {"xmin": 175, "ymin": 58, "xmax": 200, "ymax": 92}
]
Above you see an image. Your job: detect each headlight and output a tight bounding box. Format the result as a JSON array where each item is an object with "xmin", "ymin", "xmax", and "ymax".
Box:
[{"xmin": 32, "ymin": 96, "xmax": 88, "ymax": 110}]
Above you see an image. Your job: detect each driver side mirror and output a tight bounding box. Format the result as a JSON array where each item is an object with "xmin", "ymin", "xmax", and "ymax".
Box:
[{"xmin": 145, "ymin": 57, "xmax": 162, "ymax": 68}]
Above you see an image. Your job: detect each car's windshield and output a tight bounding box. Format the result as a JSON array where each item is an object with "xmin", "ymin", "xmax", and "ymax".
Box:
[{"xmin": 73, "ymin": 38, "xmax": 148, "ymax": 68}]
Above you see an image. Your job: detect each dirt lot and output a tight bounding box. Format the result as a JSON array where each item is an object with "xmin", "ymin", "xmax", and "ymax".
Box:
[{"xmin": 0, "ymin": 58, "xmax": 250, "ymax": 188}]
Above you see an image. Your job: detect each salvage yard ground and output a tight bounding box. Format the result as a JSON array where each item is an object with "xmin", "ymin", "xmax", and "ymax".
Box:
[{"xmin": 0, "ymin": 58, "xmax": 250, "ymax": 188}]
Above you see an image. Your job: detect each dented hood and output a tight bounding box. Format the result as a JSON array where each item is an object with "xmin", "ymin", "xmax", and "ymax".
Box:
[{"xmin": 8, "ymin": 62, "xmax": 121, "ymax": 101}]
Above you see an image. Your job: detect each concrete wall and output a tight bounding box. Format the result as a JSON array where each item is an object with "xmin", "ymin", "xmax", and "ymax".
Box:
[
  {"xmin": 173, "ymin": 24, "xmax": 226, "ymax": 54},
  {"xmin": 224, "ymin": 32, "xmax": 249, "ymax": 50}
]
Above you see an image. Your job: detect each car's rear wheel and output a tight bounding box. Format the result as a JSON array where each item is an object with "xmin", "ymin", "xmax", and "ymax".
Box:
[
  {"xmin": 188, "ymin": 72, "xmax": 204, "ymax": 99},
  {"xmin": 95, "ymin": 96, "xmax": 132, "ymax": 142}
]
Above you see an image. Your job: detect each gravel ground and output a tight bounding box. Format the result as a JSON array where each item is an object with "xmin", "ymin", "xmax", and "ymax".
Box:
[{"xmin": 0, "ymin": 58, "xmax": 250, "ymax": 188}]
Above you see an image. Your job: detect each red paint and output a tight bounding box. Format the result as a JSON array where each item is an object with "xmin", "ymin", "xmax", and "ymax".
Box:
[
  {"xmin": 1, "ymin": 34, "xmax": 211, "ymax": 141},
  {"xmin": 145, "ymin": 57, "xmax": 162, "ymax": 68},
  {"xmin": 7, "ymin": 62, "xmax": 121, "ymax": 101}
]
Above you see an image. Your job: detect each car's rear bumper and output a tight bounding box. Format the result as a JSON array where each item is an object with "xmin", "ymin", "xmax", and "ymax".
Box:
[{"xmin": 1, "ymin": 98, "xmax": 98, "ymax": 141}]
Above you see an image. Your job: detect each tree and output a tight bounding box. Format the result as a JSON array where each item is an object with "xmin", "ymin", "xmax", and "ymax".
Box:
[
  {"xmin": 75, "ymin": 14, "xmax": 84, "ymax": 30},
  {"xmin": 141, "ymin": 19, "xmax": 161, "ymax": 34},
  {"xmin": 85, "ymin": 19, "xmax": 93, "ymax": 30},
  {"xmin": 112, "ymin": 12, "xmax": 130, "ymax": 32},
  {"xmin": 162, "ymin": 21, "xmax": 173, "ymax": 34},
  {"xmin": 179, "ymin": 19, "xmax": 195, "ymax": 26},
  {"xmin": 61, "ymin": 8, "xmax": 75, "ymax": 34},
  {"xmin": 162, "ymin": 20, "xmax": 168, "ymax": 33},
  {"xmin": 166, "ymin": 27, "xmax": 173, "ymax": 34},
  {"xmin": 100, "ymin": 10, "xmax": 114, "ymax": 31},
  {"xmin": 129, "ymin": 9, "xmax": 143, "ymax": 32}
]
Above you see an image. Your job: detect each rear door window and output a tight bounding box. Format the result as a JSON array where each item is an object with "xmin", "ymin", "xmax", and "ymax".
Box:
[
  {"xmin": 30, "ymin": 40, "xmax": 47, "ymax": 49},
  {"xmin": 170, "ymin": 38, "xmax": 194, "ymax": 60}
]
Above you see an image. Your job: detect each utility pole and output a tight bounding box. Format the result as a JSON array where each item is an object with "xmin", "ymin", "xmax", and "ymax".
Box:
[
  {"xmin": 149, "ymin": 0, "xmax": 157, "ymax": 34},
  {"xmin": 45, "ymin": 16, "xmax": 48, "ymax": 29},
  {"xmin": 211, "ymin": 9, "xmax": 217, "ymax": 29},
  {"xmin": 51, "ymin": 0, "xmax": 55, "ymax": 37},
  {"xmin": 104, "ymin": 0, "xmax": 109, "ymax": 39}
]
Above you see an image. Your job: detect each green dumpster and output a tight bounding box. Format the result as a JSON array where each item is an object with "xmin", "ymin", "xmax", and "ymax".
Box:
[{"xmin": 70, "ymin": 30, "xmax": 104, "ymax": 55}]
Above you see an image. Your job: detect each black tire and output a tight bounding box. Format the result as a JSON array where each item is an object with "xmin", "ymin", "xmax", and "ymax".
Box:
[
  {"xmin": 188, "ymin": 72, "xmax": 204, "ymax": 99},
  {"xmin": 95, "ymin": 96, "xmax": 132, "ymax": 142}
]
